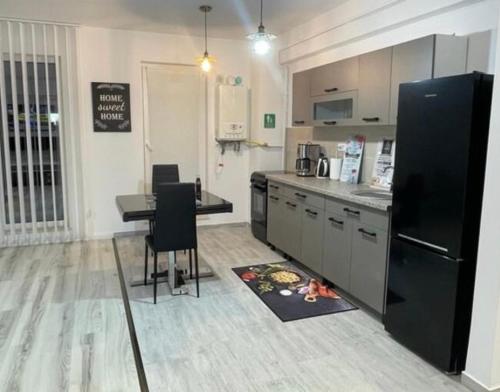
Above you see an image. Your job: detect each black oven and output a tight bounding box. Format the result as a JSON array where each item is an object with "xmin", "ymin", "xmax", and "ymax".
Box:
[
  {"xmin": 250, "ymin": 171, "xmax": 285, "ymax": 243},
  {"xmin": 251, "ymin": 172, "xmax": 268, "ymax": 243}
]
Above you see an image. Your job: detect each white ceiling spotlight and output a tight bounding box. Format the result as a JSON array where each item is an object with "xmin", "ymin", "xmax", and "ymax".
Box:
[
  {"xmin": 247, "ymin": 0, "xmax": 276, "ymax": 55},
  {"xmin": 197, "ymin": 5, "xmax": 216, "ymax": 72}
]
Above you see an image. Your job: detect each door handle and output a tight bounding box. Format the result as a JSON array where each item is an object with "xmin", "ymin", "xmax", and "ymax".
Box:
[
  {"xmin": 285, "ymin": 201, "xmax": 297, "ymax": 208},
  {"xmin": 323, "ymin": 121, "xmax": 337, "ymax": 126},
  {"xmin": 328, "ymin": 217, "xmax": 344, "ymax": 225},
  {"xmin": 294, "ymin": 192, "xmax": 307, "ymax": 199},
  {"xmin": 358, "ymin": 228, "xmax": 377, "ymax": 238},
  {"xmin": 344, "ymin": 207, "xmax": 360, "ymax": 215},
  {"xmin": 294, "ymin": 120, "xmax": 305, "ymax": 125},
  {"xmin": 269, "ymin": 195, "xmax": 279, "ymax": 201},
  {"xmin": 269, "ymin": 184, "xmax": 279, "ymax": 190},
  {"xmin": 362, "ymin": 117, "xmax": 380, "ymax": 122},
  {"xmin": 324, "ymin": 87, "xmax": 338, "ymax": 93},
  {"xmin": 305, "ymin": 208, "xmax": 318, "ymax": 216},
  {"xmin": 145, "ymin": 142, "xmax": 153, "ymax": 152}
]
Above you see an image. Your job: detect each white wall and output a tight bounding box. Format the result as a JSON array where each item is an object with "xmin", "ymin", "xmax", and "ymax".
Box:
[
  {"xmin": 249, "ymin": 45, "xmax": 287, "ymax": 174},
  {"xmin": 463, "ymin": 19, "xmax": 500, "ymax": 392},
  {"xmin": 77, "ymin": 26, "xmax": 285, "ymax": 238},
  {"xmin": 76, "ymin": 27, "xmax": 264, "ymax": 238},
  {"xmin": 275, "ymin": 0, "xmax": 500, "ymax": 390}
]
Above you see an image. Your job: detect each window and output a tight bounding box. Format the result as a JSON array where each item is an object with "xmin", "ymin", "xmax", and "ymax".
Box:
[{"xmin": 0, "ymin": 21, "xmax": 81, "ymax": 246}]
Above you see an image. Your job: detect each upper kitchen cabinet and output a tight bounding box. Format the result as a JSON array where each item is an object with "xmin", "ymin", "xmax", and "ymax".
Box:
[
  {"xmin": 389, "ymin": 36, "xmax": 434, "ymax": 124},
  {"xmin": 433, "ymin": 35, "xmax": 468, "ymax": 77},
  {"xmin": 466, "ymin": 31, "xmax": 493, "ymax": 73},
  {"xmin": 389, "ymin": 34, "xmax": 468, "ymax": 124},
  {"xmin": 292, "ymin": 72, "xmax": 311, "ymax": 126},
  {"xmin": 310, "ymin": 57, "xmax": 359, "ymax": 97},
  {"xmin": 311, "ymin": 91, "xmax": 357, "ymax": 127},
  {"xmin": 358, "ymin": 47, "xmax": 393, "ymax": 125}
]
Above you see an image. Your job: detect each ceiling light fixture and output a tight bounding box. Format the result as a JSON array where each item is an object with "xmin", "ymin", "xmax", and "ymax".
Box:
[
  {"xmin": 197, "ymin": 5, "xmax": 215, "ymax": 72},
  {"xmin": 247, "ymin": 0, "xmax": 276, "ymax": 55}
]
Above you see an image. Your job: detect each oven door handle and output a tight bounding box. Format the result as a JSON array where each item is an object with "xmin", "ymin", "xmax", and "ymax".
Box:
[{"xmin": 252, "ymin": 184, "xmax": 267, "ymax": 192}]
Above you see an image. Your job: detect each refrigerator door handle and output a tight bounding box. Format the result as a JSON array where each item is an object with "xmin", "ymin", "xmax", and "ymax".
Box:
[{"xmin": 396, "ymin": 234, "xmax": 449, "ymax": 253}]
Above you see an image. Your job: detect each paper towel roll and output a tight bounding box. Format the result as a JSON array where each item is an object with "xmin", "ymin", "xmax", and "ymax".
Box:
[{"xmin": 330, "ymin": 158, "xmax": 343, "ymax": 180}]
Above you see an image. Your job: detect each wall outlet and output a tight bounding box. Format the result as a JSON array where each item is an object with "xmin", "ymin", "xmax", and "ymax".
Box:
[{"xmin": 337, "ymin": 143, "xmax": 347, "ymax": 152}]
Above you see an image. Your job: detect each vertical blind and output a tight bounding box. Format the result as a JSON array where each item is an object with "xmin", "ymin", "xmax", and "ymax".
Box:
[{"xmin": 0, "ymin": 20, "xmax": 82, "ymax": 247}]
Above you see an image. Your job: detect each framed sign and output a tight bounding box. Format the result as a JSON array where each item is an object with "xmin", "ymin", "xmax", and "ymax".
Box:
[
  {"xmin": 92, "ymin": 82, "xmax": 131, "ymax": 132},
  {"xmin": 264, "ymin": 113, "xmax": 276, "ymax": 129}
]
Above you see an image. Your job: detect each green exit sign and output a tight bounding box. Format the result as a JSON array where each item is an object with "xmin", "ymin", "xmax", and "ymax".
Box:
[{"xmin": 264, "ymin": 113, "xmax": 276, "ymax": 129}]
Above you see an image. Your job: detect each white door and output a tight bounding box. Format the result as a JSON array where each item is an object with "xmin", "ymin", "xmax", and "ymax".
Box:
[{"xmin": 143, "ymin": 64, "xmax": 202, "ymax": 191}]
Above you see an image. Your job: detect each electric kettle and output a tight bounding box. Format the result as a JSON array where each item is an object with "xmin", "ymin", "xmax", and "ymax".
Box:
[{"xmin": 316, "ymin": 156, "xmax": 330, "ymax": 178}]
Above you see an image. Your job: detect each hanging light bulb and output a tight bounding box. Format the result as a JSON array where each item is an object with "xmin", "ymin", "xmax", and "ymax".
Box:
[
  {"xmin": 197, "ymin": 5, "xmax": 216, "ymax": 72},
  {"xmin": 247, "ymin": 0, "xmax": 276, "ymax": 55},
  {"xmin": 200, "ymin": 53, "xmax": 212, "ymax": 72}
]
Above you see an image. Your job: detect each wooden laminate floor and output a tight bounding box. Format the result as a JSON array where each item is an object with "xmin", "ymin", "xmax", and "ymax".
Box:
[
  {"xmin": 116, "ymin": 224, "xmax": 470, "ymax": 392},
  {"xmin": 0, "ymin": 240, "xmax": 139, "ymax": 392}
]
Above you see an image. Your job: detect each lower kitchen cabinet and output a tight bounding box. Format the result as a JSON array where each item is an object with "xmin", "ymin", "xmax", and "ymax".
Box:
[
  {"xmin": 322, "ymin": 212, "xmax": 352, "ymax": 291},
  {"xmin": 349, "ymin": 222, "xmax": 389, "ymax": 313},
  {"xmin": 267, "ymin": 193, "xmax": 285, "ymax": 251},
  {"xmin": 267, "ymin": 180, "xmax": 391, "ymax": 315},
  {"xmin": 268, "ymin": 193, "xmax": 302, "ymax": 260},
  {"xmin": 282, "ymin": 198, "xmax": 302, "ymax": 261},
  {"xmin": 300, "ymin": 205, "xmax": 324, "ymax": 274}
]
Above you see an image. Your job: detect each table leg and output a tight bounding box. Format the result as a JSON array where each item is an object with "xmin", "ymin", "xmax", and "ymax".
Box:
[{"xmin": 168, "ymin": 251, "xmax": 186, "ymax": 295}]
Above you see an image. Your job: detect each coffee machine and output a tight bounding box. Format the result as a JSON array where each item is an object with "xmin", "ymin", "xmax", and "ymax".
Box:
[{"xmin": 296, "ymin": 143, "xmax": 321, "ymax": 177}]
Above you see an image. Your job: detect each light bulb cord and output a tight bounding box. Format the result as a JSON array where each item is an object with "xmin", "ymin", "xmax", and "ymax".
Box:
[
  {"xmin": 204, "ymin": 10, "xmax": 208, "ymax": 53},
  {"xmin": 259, "ymin": 0, "xmax": 264, "ymax": 28}
]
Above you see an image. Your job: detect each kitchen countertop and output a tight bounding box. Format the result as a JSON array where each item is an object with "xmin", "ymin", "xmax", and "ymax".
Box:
[{"xmin": 266, "ymin": 173, "xmax": 392, "ymax": 212}]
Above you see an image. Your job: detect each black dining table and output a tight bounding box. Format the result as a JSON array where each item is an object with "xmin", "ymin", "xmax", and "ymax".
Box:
[{"xmin": 115, "ymin": 190, "xmax": 233, "ymax": 294}]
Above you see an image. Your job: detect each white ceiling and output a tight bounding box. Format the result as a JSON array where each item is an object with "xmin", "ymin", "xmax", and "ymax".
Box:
[{"xmin": 0, "ymin": 0, "xmax": 347, "ymax": 39}]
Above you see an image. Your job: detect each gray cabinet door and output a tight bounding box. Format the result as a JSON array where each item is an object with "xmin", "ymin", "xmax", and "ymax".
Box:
[
  {"xmin": 300, "ymin": 205, "xmax": 324, "ymax": 274},
  {"xmin": 350, "ymin": 222, "xmax": 388, "ymax": 313},
  {"xmin": 292, "ymin": 72, "xmax": 311, "ymax": 126},
  {"xmin": 310, "ymin": 57, "xmax": 359, "ymax": 97},
  {"xmin": 433, "ymin": 35, "xmax": 467, "ymax": 78},
  {"xmin": 358, "ymin": 47, "xmax": 392, "ymax": 125},
  {"xmin": 267, "ymin": 193, "xmax": 285, "ymax": 250},
  {"xmin": 322, "ymin": 213, "xmax": 352, "ymax": 291},
  {"xmin": 281, "ymin": 197, "xmax": 302, "ymax": 261},
  {"xmin": 389, "ymin": 35, "xmax": 434, "ymax": 124},
  {"xmin": 466, "ymin": 31, "xmax": 492, "ymax": 73}
]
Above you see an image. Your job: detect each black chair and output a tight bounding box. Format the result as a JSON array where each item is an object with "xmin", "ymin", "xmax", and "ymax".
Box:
[
  {"xmin": 152, "ymin": 164, "xmax": 179, "ymax": 195},
  {"xmin": 144, "ymin": 183, "xmax": 199, "ymax": 303},
  {"xmin": 150, "ymin": 164, "xmax": 179, "ymax": 234}
]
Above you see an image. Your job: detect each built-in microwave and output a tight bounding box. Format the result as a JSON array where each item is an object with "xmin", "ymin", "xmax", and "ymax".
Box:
[{"xmin": 311, "ymin": 90, "xmax": 358, "ymax": 127}]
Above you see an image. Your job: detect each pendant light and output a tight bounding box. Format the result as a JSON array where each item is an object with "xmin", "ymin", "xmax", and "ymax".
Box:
[
  {"xmin": 247, "ymin": 0, "xmax": 276, "ymax": 55},
  {"xmin": 197, "ymin": 5, "xmax": 215, "ymax": 72}
]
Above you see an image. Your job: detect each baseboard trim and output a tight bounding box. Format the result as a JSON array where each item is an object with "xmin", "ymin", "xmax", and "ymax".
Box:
[{"xmin": 462, "ymin": 372, "xmax": 500, "ymax": 392}]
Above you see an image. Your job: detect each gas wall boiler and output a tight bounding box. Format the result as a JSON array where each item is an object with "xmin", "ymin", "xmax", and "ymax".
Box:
[{"xmin": 216, "ymin": 85, "xmax": 249, "ymax": 141}]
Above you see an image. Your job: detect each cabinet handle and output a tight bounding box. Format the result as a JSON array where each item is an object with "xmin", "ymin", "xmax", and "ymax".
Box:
[
  {"xmin": 344, "ymin": 207, "xmax": 360, "ymax": 215},
  {"xmin": 362, "ymin": 117, "xmax": 380, "ymax": 122},
  {"xmin": 323, "ymin": 121, "xmax": 337, "ymax": 126},
  {"xmin": 294, "ymin": 192, "xmax": 307, "ymax": 199},
  {"xmin": 269, "ymin": 184, "xmax": 279, "ymax": 190},
  {"xmin": 294, "ymin": 120, "xmax": 305, "ymax": 125},
  {"xmin": 328, "ymin": 217, "xmax": 344, "ymax": 225},
  {"xmin": 358, "ymin": 228, "xmax": 377, "ymax": 238},
  {"xmin": 305, "ymin": 208, "xmax": 318, "ymax": 216},
  {"xmin": 285, "ymin": 201, "xmax": 297, "ymax": 208},
  {"xmin": 270, "ymin": 195, "xmax": 279, "ymax": 201},
  {"xmin": 324, "ymin": 87, "xmax": 338, "ymax": 93}
]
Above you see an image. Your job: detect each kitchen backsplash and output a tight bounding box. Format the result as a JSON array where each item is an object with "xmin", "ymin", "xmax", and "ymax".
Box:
[{"xmin": 285, "ymin": 126, "xmax": 397, "ymax": 183}]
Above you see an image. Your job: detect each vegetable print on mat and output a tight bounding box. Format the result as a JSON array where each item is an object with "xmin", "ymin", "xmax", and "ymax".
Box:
[{"xmin": 233, "ymin": 262, "xmax": 356, "ymax": 322}]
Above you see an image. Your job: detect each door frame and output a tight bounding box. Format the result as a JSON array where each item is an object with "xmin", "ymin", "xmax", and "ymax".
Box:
[{"xmin": 140, "ymin": 61, "xmax": 205, "ymax": 192}]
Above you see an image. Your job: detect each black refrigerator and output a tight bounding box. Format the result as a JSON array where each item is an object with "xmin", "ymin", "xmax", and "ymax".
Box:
[{"xmin": 384, "ymin": 72, "xmax": 493, "ymax": 374}]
